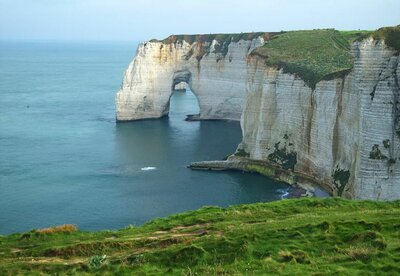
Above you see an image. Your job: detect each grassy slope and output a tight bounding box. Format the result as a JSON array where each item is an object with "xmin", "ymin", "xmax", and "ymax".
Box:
[
  {"xmin": 151, "ymin": 32, "xmax": 273, "ymax": 61},
  {"xmin": 251, "ymin": 29, "xmax": 354, "ymax": 89},
  {"xmin": 370, "ymin": 26, "xmax": 400, "ymax": 52},
  {"xmin": 153, "ymin": 26, "xmax": 400, "ymax": 89},
  {"xmin": 0, "ymin": 198, "xmax": 399, "ymax": 275},
  {"xmin": 252, "ymin": 26, "xmax": 400, "ymax": 89},
  {"xmin": 150, "ymin": 32, "xmax": 271, "ymax": 44},
  {"xmin": 339, "ymin": 30, "xmax": 373, "ymax": 43}
]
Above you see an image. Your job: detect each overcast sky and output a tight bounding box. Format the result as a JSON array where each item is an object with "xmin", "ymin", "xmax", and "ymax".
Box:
[{"xmin": 0, "ymin": 0, "xmax": 398, "ymax": 42}]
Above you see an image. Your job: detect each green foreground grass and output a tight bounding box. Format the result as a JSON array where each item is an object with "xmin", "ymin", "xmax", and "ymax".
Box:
[{"xmin": 0, "ymin": 198, "xmax": 399, "ymax": 275}]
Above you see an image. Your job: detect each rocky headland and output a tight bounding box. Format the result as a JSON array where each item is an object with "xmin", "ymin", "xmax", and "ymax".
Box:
[{"xmin": 116, "ymin": 27, "xmax": 400, "ymax": 200}]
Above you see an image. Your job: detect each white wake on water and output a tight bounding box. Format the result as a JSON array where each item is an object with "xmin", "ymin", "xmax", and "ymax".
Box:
[{"xmin": 141, "ymin": 167, "xmax": 157, "ymax": 171}]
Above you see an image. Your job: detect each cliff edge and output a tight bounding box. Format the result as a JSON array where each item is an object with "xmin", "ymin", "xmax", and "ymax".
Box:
[{"xmin": 116, "ymin": 27, "xmax": 400, "ymax": 200}]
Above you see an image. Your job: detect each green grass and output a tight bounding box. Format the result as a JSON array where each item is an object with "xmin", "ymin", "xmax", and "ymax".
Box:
[
  {"xmin": 371, "ymin": 26, "xmax": 400, "ymax": 52},
  {"xmin": 151, "ymin": 32, "xmax": 271, "ymax": 44},
  {"xmin": 151, "ymin": 32, "xmax": 272, "ymax": 60},
  {"xmin": 234, "ymin": 148, "xmax": 250, "ymax": 157},
  {"xmin": 150, "ymin": 26, "xmax": 399, "ymax": 89},
  {"xmin": 340, "ymin": 26, "xmax": 400, "ymax": 52},
  {"xmin": 253, "ymin": 27, "xmax": 400, "ymax": 88},
  {"xmin": 252, "ymin": 29, "xmax": 354, "ymax": 89},
  {"xmin": 1, "ymin": 198, "xmax": 399, "ymax": 275},
  {"xmin": 339, "ymin": 30, "xmax": 373, "ymax": 43}
]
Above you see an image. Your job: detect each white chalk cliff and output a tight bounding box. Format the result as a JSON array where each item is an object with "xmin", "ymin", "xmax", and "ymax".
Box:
[
  {"xmin": 116, "ymin": 32, "xmax": 400, "ymax": 200},
  {"xmin": 116, "ymin": 35, "xmax": 265, "ymax": 121}
]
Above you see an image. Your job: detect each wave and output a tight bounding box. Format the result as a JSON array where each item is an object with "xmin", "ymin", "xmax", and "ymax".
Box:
[{"xmin": 141, "ymin": 167, "xmax": 157, "ymax": 171}]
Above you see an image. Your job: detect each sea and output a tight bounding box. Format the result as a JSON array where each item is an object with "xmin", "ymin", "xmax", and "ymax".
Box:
[{"xmin": 0, "ymin": 41, "xmax": 289, "ymax": 234}]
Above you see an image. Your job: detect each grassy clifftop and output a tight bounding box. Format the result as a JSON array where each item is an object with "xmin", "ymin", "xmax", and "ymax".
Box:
[
  {"xmin": 370, "ymin": 26, "xmax": 400, "ymax": 52},
  {"xmin": 150, "ymin": 32, "xmax": 271, "ymax": 44},
  {"xmin": 1, "ymin": 198, "xmax": 399, "ymax": 275},
  {"xmin": 251, "ymin": 26, "xmax": 399, "ymax": 89},
  {"xmin": 150, "ymin": 32, "xmax": 273, "ymax": 60},
  {"xmin": 151, "ymin": 26, "xmax": 399, "ymax": 89},
  {"xmin": 251, "ymin": 29, "xmax": 355, "ymax": 89}
]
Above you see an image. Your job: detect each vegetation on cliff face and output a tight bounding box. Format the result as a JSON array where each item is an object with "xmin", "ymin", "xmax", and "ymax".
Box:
[
  {"xmin": 370, "ymin": 26, "xmax": 400, "ymax": 53},
  {"xmin": 251, "ymin": 29, "xmax": 354, "ymax": 89},
  {"xmin": 340, "ymin": 26, "xmax": 400, "ymax": 52},
  {"xmin": 249, "ymin": 26, "xmax": 398, "ymax": 89},
  {"xmin": 1, "ymin": 198, "xmax": 399, "ymax": 275},
  {"xmin": 151, "ymin": 32, "xmax": 271, "ymax": 45},
  {"xmin": 369, "ymin": 144, "xmax": 388, "ymax": 160},
  {"xmin": 332, "ymin": 167, "xmax": 351, "ymax": 196},
  {"xmin": 339, "ymin": 30, "xmax": 373, "ymax": 43},
  {"xmin": 152, "ymin": 32, "xmax": 274, "ymax": 61},
  {"xmin": 234, "ymin": 148, "xmax": 250, "ymax": 158},
  {"xmin": 268, "ymin": 140, "xmax": 297, "ymax": 171},
  {"xmin": 150, "ymin": 26, "xmax": 399, "ymax": 89}
]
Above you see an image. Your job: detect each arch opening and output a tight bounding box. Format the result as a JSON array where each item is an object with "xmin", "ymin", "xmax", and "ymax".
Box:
[
  {"xmin": 168, "ymin": 70, "xmax": 200, "ymax": 120},
  {"xmin": 171, "ymin": 70, "xmax": 192, "ymax": 90},
  {"xmin": 173, "ymin": 82, "xmax": 188, "ymax": 92}
]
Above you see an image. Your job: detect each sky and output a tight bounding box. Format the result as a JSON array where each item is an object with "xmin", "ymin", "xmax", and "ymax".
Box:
[{"xmin": 0, "ymin": 0, "xmax": 399, "ymax": 42}]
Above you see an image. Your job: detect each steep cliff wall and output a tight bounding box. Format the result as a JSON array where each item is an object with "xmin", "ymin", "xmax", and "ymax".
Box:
[
  {"xmin": 116, "ymin": 29, "xmax": 400, "ymax": 200},
  {"xmin": 241, "ymin": 38, "xmax": 400, "ymax": 200},
  {"xmin": 116, "ymin": 33, "xmax": 267, "ymax": 121}
]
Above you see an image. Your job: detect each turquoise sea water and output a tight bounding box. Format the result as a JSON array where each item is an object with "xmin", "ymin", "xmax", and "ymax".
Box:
[{"xmin": 0, "ymin": 41, "xmax": 289, "ymax": 234}]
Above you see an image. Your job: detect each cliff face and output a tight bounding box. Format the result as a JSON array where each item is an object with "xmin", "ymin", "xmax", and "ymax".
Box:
[
  {"xmin": 116, "ymin": 32, "xmax": 400, "ymax": 200},
  {"xmin": 116, "ymin": 34, "xmax": 265, "ymax": 121},
  {"xmin": 241, "ymin": 38, "xmax": 400, "ymax": 200}
]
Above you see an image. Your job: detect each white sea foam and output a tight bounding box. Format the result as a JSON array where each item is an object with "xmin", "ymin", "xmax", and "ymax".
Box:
[
  {"xmin": 280, "ymin": 190, "xmax": 290, "ymax": 199},
  {"xmin": 141, "ymin": 167, "xmax": 157, "ymax": 171}
]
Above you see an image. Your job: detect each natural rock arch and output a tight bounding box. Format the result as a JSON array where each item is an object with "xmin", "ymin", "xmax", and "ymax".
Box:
[
  {"xmin": 165, "ymin": 69, "xmax": 200, "ymax": 117},
  {"xmin": 171, "ymin": 70, "xmax": 191, "ymax": 91},
  {"xmin": 115, "ymin": 31, "xmax": 400, "ymax": 200},
  {"xmin": 115, "ymin": 38, "xmax": 263, "ymax": 121}
]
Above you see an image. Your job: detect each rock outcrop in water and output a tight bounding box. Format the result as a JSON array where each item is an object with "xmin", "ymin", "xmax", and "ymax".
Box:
[
  {"xmin": 116, "ymin": 33, "xmax": 268, "ymax": 121},
  {"xmin": 116, "ymin": 28, "xmax": 400, "ymax": 200}
]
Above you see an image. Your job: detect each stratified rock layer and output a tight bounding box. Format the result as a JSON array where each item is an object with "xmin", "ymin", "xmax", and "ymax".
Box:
[
  {"xmin": 116, "ymin": 34, "xmax": 400, "ymax": 200},
  {"xmin": 116, "ymin": 36, "xmax": 264, "ymax": 121}
]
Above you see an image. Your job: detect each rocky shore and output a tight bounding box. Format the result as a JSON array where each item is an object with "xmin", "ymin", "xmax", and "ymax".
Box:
[{"xmin": 188, "ymin": 156, "xmax": 328, "ymax": 197}]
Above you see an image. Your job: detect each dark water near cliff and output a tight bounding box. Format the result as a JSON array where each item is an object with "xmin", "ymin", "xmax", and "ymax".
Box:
[{"xmin": 0, "ymin": 41, "xmax": 288, "ymax": 234}]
